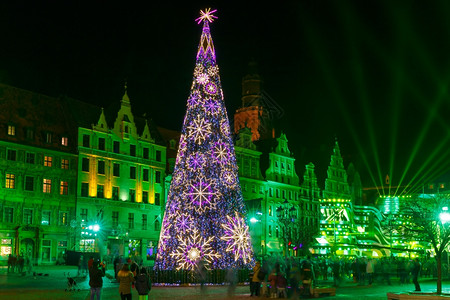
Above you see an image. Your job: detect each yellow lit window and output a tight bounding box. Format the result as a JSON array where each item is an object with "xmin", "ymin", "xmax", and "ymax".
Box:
[
  {"xmin": 61, "ymin": 136, "xmax": 68, "ymax": 146},
  {"xmin": 61, "ymin": 159, "xmax": 69, "ymax": 170},
  {"xmin": 6, "ymin": 174, "xmax": 15, "ymax": 189},
  {"xmin": 43, "ymin": 179, "xmax": 52, "ymax": 193},
  {"xmin": 60, "ymin": 181, "xmax": 68, "ymax": 195},
  {"xmin": 44, "ymin": 156, "xmax": 52, "ymax": 167},
  {"xmin": 7, "ymin": 125, "xmax": 15, "ymax": 136}
]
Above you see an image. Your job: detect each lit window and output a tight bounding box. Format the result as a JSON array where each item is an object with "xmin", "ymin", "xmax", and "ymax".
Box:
[
  {"xmin": 429, "ymin": 184, "xmax": 434, "ymax": 189},
  {"xmin": 61, "ymin": 159, "xmax": 69, "ymax": 170},
  {"xmin": 42, "ymin": 211, "xmax": 51, "ymax": 225},
  {"xmin": 6, "ymin": 174, "xmax": 15, "ymax": 189},
  {"xmin": 60, "ymin": 181, "xmax": 68, "ymax": 195},
  {"xmin": 59, "ymin": 212, "xmax": 68, "ymax": 226},
  {"xmin": 7, "ymin": 125, "xmax": 15, "ymax": 136},
  {"xmin": 43, "ymin": 179, "xmax": 52, "ymax": 193},
  {"xmin": 61, "ymin": 136, "xmax": 68, "ymax": 146},
  {"xmin": 44, "ymin": 156, "xmax": 52, "ymax": 167},
  {"xmin": 440, "ymin": 183, "xmax": 445, "ymax": 189}
]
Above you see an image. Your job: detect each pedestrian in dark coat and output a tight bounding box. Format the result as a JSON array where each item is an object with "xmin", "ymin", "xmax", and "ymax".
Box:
[
  {"xmin": 89, "ymin": 260, "xmax": 105, "ymax": 300},
  {"xmin": 412, "ymin": 259, "xmax": 421, "ymax": 292},
  {"xmin": 135, "ymin": 267, "xmax": 152, "ymax": 300}
]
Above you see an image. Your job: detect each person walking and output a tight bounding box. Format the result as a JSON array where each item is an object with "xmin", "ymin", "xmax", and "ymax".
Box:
[
  {"xmin": 118, "ymin": 264, "xmax": 135, "ymax": 300},
  {"xmin": 250, "ymin": 261, "xmax": 261, "ymax": 296},
  {"xmin": 412, "ymin": 258, "xmax": 421, "ymax": 292},
  {"xmin": 135, "ymin": 267, "xmax": 152, "ymax": 300},
  {"xmin": 366, "ymin": 258, "xmax": 375, "ymax": 286},
  {"xmin": 89, "ymin": 260, "xmax": 105, "ymax": 300}
]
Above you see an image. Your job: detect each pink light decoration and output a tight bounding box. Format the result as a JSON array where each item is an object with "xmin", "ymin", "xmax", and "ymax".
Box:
[{"xmin": 195, "ymin": 8, "xmax": 218, "ymax": 24}]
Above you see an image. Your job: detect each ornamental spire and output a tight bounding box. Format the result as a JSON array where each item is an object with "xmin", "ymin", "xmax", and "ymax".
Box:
[{"xmin": 195, "ymin": 8, "xmax": 217, "ymax": 62}]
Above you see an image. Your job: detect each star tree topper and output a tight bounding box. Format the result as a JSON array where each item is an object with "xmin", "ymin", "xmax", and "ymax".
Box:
[{"xmin": 195, "ymin": 8, "xmax": 218, "ymax": 24}]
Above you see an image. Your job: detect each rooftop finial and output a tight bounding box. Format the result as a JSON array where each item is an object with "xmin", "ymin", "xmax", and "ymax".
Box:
[{"xmin": 195, "ymin": 8, "xmax": 217, "ymax": 24}]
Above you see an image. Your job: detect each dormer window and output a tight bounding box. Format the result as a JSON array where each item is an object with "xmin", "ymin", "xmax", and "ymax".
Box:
[
  {"xmin": 7, "ymin": 125, "xmax": 15, "ymax": 136},
  {"xmin": 46, "ymin": 132, "xmax": 52, "ymax": 143},
  {"xmin": 124, "ymin": 125, "xmax": 129, "ymax": 133},
  {"xmin": 26, "ymin": 128, "xmax": 34, "ymax": 140},
  {"xmin": 61, "ymin": 136, "xmax": 68, "ymax": 146}
]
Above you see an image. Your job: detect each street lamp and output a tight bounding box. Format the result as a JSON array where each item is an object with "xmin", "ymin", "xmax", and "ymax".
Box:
[{"xmin": 276, "ymin": 199, "xmax": 296, "ymax": 258}]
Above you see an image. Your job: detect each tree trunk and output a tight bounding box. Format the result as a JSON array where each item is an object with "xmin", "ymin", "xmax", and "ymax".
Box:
[{"xmin": 436, "ymin": 252, "xmax": 442, "ymax": 295}]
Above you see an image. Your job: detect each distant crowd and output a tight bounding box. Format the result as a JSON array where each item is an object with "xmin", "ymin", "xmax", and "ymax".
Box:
[{"xmin": 248, "ymin": 255, "xmax": 438, "ymax": 298}]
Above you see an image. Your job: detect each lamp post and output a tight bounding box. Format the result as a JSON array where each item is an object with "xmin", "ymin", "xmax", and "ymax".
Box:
[{"xmin": 276, "ymin": 199, "xmax": 296, "ymax": 258}]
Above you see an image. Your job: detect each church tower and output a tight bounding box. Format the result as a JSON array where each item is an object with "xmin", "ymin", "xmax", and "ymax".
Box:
[{"xmin": 234, "ymin": 61, "xmax": 273, "ymax": 141}]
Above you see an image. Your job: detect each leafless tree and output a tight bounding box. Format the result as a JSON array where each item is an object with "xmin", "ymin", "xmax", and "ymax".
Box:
[{"xmin": 402, "ymin": 194, "xmax": 450, "ymax": 294}]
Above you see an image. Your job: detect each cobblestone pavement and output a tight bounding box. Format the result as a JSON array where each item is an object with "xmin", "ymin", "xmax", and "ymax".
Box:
[{"xmin": 1, "ymin": 265, "xmax": 450, "ymax": 299}]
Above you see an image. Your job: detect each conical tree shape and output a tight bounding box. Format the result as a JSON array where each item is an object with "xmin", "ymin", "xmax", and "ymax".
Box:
[{"xmin": 155, "ymin": 9, "xmax": 254, "ymax": 270}]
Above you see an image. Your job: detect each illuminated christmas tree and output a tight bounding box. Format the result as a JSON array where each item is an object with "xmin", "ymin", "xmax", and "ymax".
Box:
[{"xmin": 154, "ymin": 9, "xmax": 254, "ymax": 270}]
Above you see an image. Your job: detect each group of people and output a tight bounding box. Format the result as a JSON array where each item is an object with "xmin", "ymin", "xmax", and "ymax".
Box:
[
  {"xmin": 250, "ymin": 256, "xmax": 315, "ymax": 298},
  {"xmin": 7, "ymin": 253, "xmax": 32, "ymax": 275},
  {"xmin": 87, "ymin": 255, "xmax": 152, "ymax": 300},
  {"xmin": 248, "ymin": 255, "xmax": 426, "ymax": 298}
]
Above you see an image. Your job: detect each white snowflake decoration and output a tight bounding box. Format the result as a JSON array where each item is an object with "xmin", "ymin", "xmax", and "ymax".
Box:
[
  {"xmin": 194, "ymin": 64, "xmax": 205, "ymax": 77},
  {"xmin": 184, "ymin": 176, "xmax": 217, "ymax": 212},
  {"xmin": 221, "ymin": 211, "xmax": 253, "ymax": 264},
  {"xmin": 170, "ymin": 228, "xmax": 221, "ymax": 270},
  {"xmin": 222, "ymin": 170, "xmax": 236, "ymax": 185},
  {"xmin": 187, "ymin": 115, "xmax": 212, "ymax": 145},
  {"xmin": 196, "ymin": 73, "xmax": 209, "ymax": 85},
  {"xmin": 213, "ymin": 141, "xmax": 229, "ymax": 165},
  {"xmin": 207, "ymin": 65, "xmax": 219, "ymax": 77}
]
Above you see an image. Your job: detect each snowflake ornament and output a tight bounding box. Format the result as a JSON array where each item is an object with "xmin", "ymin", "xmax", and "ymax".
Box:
[
  {"xmin": 170, "ymin": 228, "xmax": 221, "ymax": 270},
  {"xmin": 204, "ymin": 98, "xmax": 221, "ymax": 115},
  {"xmin": 196, "ymin": 73, "xmax": 209, "ymax": 85},
  {"xmin": 205, "ymin": 82, "xmax": 218, "ymax": 95},
  {"xmin": 222, "ymin": 170, "xmax": 236, "ymax": 186},
  {"xmin": 187, "ymin": 152, "xmax": 206, "ymax": 171},
  {"xmin": 221, "ymin": 211, "xmax": 253, "ymax": 264},
  {"xmin": 212, "ymin": 141, "xmax": 229, "ymax": 165},
  {"xmin": 187, "ymin": 115, "xmax": 212, "ymax": 145},
  {"xmin": 184, "ymin": 175, "xmax": 217, "ymax": 212},
  {"xmin": 207, "ymin": 65, "xmax": 219, "ymax": 77}
]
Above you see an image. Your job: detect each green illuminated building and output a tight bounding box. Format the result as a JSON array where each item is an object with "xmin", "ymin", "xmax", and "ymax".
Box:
[
  {"xmin": 0, "ymin": 84, "xmax": 78, "ymax": 264},
  {"xmin": 71, "ymin": 87, "xmax": 166, "ymax": 260}
]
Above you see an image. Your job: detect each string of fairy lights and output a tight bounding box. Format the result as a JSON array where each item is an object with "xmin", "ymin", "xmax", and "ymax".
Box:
[{"xmin": 154, "ymin": 9, "xmax": 254, "ymax": 270}]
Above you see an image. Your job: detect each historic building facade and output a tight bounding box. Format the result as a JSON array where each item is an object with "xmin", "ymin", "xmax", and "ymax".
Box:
[
  {"xmin": 0, "ymin": 84, "xmax": 78, "ymax": 265},
  {"xmin": 74, "ymin": 88, "xmax": 166, "ymax": 262}
]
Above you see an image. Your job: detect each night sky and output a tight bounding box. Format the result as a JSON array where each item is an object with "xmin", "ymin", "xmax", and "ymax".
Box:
[{"xmin": 1, "ymin": 1, "xmax": 450, "ymax": 190}]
